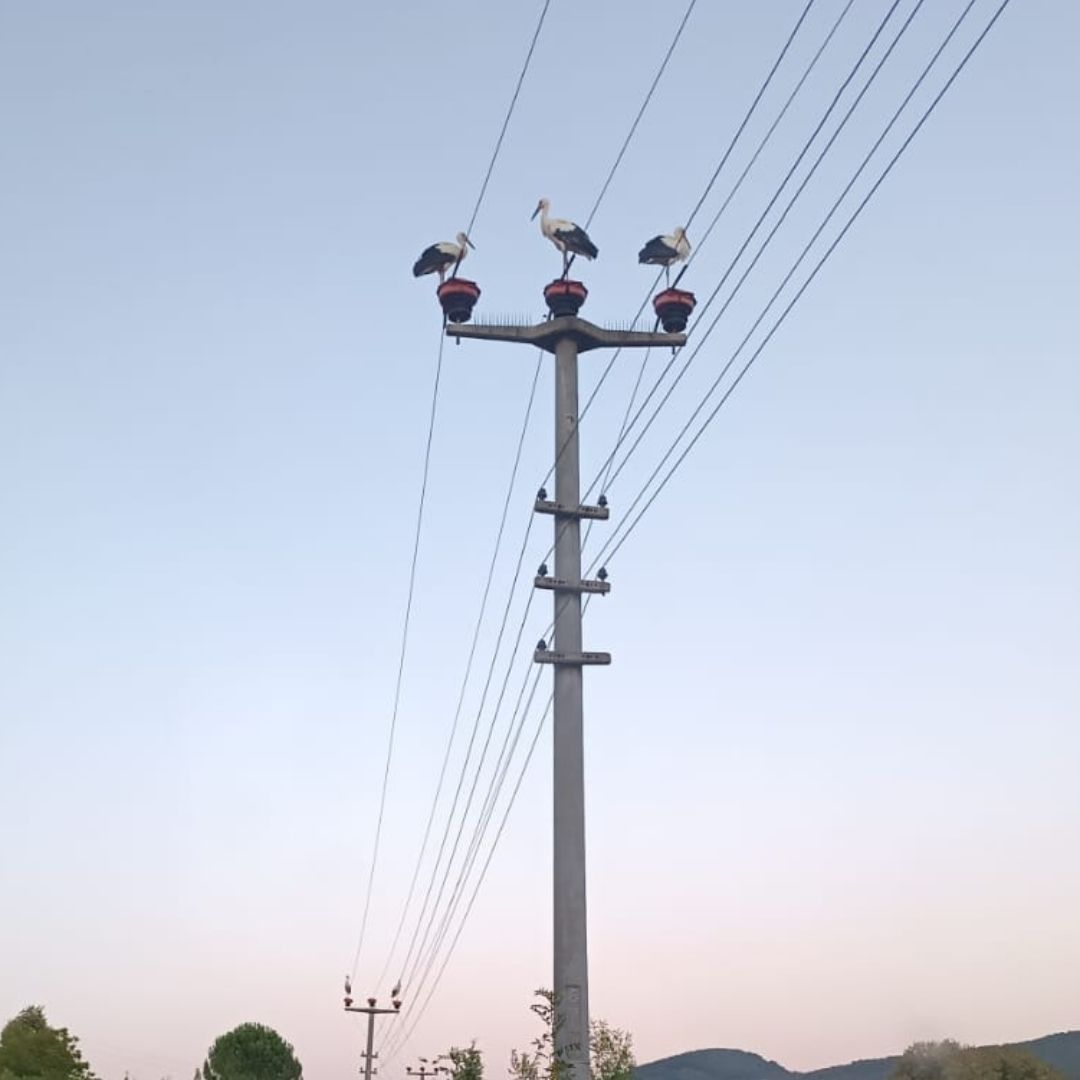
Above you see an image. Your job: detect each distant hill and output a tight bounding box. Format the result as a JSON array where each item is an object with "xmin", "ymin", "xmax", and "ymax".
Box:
[{"xmin": 635, "ymin": 1031, "xmax": 1080, "ymax": 1080}]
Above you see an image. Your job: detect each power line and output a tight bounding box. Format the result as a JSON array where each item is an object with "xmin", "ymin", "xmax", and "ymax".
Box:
[
  {"xmin": 352, "ymin": 0, "xmax": 553, "ymax": 986},
  {"xmin": 466, "ymin": 0, "xmax": 553, "ymax": 238},
  {"xmin": 602, "ymin": 0, "xmax": 928, "ymax": 497},
  {"xmin": 590, "ymin": 0, "xmax": 858, "ymax": 524},
  {"xmin": 350, "ymin": 324, "xmax": 446, "ymax": 980},
  {"xmin": 391, "ymin": 506, "xmax": 541, "ymax": 994},
  {"xmin": 672, "ymin": 0, "xmax": 857, "ymax": 287},
  {"xmin": 372, "ymin": 355, "xmax": 544, "ymax": 995},
  {"xmin": 593, "ymin": 0, "xmax": 1009, "ymax": 575},
  {"xmin": 683, "ymin": 0, "xmax": 818, "ymax": 232},
  {"xmin": 385, "ymin": 684, "xmax": 553, "ymax": 1067},
  {"xmin": 550, "ymin": 0, "xmax": 827, "ymax": 491},
  {"xmin": 570, "ymin": 0, "xmax": 911, "ymax": 519},
  {"xmin": 583, "ymin": 0, "xmax": 698, "ymax": 229}
]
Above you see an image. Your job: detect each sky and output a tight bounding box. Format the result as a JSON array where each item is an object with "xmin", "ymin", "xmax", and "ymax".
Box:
[{"xmin": 1, "ymin": 2, "xmax": 1078, "ymax": 1080}]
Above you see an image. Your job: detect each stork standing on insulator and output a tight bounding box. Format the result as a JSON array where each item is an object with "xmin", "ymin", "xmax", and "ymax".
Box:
[
  {"xmin": 638, "ymin": 226, "xmax": 691, "ymax": 284},
  {"xmin": 412, "ymin": 232, "xmax": 475, "ymax": 283},
  {"xmin": 531, "ymin": 198, "xmax": 598, "ymax": 277}
]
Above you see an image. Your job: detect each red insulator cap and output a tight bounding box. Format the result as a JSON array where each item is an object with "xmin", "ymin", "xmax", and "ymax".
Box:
[
  {"xmin": 652, "ymin": 287, "xmax": 697, "ymax": 333},
  {"xmin": 437, "ymin": 278, "xmax": 481, "ymax": 324},
  {"xmin": 544, "ymin": 279, "xmax": 588, "ymax": 317}
]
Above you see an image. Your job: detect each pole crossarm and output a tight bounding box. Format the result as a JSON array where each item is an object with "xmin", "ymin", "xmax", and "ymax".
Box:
[
  {"xmin": 534, "ymin": 497, "xmax": 608, "ymax": 520},
  {"xmin": 446, "ymin": 315, "xmax": 685, "ymax": 354},
  {"xmin": 534, "ymin": 575, "xmax": 610, "ymax": 595}
]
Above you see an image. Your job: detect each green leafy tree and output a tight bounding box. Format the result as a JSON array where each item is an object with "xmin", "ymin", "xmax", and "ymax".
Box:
[
  {"xmin": 507, "ymin": 990, "xmax": 634, "ymax": 1080},
  {"xmin": 0, "ymin": 1006, "xmax": 97, "ymax": 1080},
  {"xmin": 893, "ymin": 1041, "xmax": 965, "ymax": 1080},
  {"xmin": 445, "ymin": 1044, "xmax": 484, "ymax": 1080},
  {"xmin": 892, "ymin": 1043, "xmax": 1064, "ymax": 1080},
  {"xmin": 202, "ymin": 1023, "xmax": 302, "ymax": 1080},
  {"xmin": 509, "ymin": 990, "xmax": 560, "ymax": 1080},
  {"xmin": 589, "ymin": 1020, "xmax": 634, "ymax": 1080}
]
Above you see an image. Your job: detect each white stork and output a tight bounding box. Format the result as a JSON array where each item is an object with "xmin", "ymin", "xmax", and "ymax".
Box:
[
  {"xmin": 531, "ymin": 198, "xmax": 598, "ymax": 276},
  {"xmin": 638, "ymin": 226, "xmax": 691, "ymax": 284},
  {"xmin": 412, "ymin": 232, "xmax": 474, "ymax": 283}
]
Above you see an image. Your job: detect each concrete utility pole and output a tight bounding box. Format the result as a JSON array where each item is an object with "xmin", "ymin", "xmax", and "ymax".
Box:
[
  {"xmin": 344, "ymin": 994, "xmax": 401, "ymax": 1080},
  {"xmin": 447, "ymin": 306, "xmax": 684, "ymax": 1080}
]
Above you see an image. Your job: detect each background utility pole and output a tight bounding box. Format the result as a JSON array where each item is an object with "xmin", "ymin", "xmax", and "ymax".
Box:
[
  {"xmin": 344, "ymin": 994, "xmax": 401, "ymax": 1080},
  {"xmin": 407, "ymin": 1060, "xmax": 449, "ymax": 1080},
  {"xmin": 447, "ymin": 307, "xmax": 684, "ymax": 1080}
]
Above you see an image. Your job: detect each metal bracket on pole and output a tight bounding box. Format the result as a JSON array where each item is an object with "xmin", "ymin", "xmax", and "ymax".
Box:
[
  {"xmin": 534, "ymin": 575, "xmax": 610, "ymax": 595},
  {"xmin": 533, "ymin": 649, "xmax": 612, "ymax": 666},
  {"xmin": 534, "ymin": 497, "xmax": 609, "ymax": 520}
]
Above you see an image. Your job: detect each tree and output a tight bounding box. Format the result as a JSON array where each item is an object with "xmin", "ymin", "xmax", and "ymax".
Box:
[
  {"xmin": 893, "ymin": 1041, "xmax": 965, "ymax": 1080},
  {"xmin": 589, "ymin": 1020, "xmax": 634, "ymax": 1080},
  {"xmin": 0, "ymin": 1006, "xmax": 97, "ymax": 1080},
  {"xmin": 445, "ymin": 1044, "xmax": 484, "ymax": 1080},
  {"xmin": 507, "ymin": 990, "xmax": 634, "ymax": 1080},
  {"xmin": 892, "ymin": 1043, "xmax": 1064, "ymax": 1080},
  {"xmin": 202, "ymin": 1023, "xmax": 302, "ymax": 1080}
]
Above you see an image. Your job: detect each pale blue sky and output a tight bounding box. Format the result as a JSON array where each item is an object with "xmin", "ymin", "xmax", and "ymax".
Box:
[{"xmin": 1, "ymin": 3, "xmax": 1077, "ymax": 1080}]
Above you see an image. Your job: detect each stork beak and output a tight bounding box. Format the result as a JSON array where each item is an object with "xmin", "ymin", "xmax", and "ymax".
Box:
[
  {"xmin": 466, "ymin": 236, "xmax": 476, "ymax": 249},
  {"xmin": 531, "ymin": 203, "xmax": 542, "ymax": 220}
]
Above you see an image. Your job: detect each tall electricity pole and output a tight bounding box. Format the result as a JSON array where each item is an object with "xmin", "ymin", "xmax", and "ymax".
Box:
[{"xmin": 447, "ymin": 301, "xmax": 684, "ymax": 1080}]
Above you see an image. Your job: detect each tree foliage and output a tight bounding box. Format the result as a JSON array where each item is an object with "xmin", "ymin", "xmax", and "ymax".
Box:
[
  {"xmin": 507, "ymin": 990, "xmax": 634, "ymax": 1080},
  {"xmin": 202, "ymin": 1023, "xmax": 302, "ymax": 1080},
  {"xmin": 892, "ymin": 1042, "xmax": 1065, "ymax": 1080},
  {"xmin": 0, "ymin": 1006, "xmax": 97, "ymax": 1080},
  {"xmin": 589, "ymin": 1020, "xmax": 634, "ymax": 1080},
  {"xmin": 445, "ymin": 1044, "xmax": 484, "ymax": 1080}
]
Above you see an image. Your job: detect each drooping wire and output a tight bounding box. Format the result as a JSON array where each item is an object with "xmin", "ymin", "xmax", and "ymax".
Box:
[
  {"xmin": 567, "ymin": 0, "xmax": 911, "ymax": 521},
  {"xmin": 600, "ymin": 0, "xmax": 926, "ymax": 498},
  {"xmin": 583, "ymin": 0, "xmax": 698, "ymax": 229},
  {"xmin": 556, "ymin": 0, "xmax": 902, "ymax": 568},
  {"xmin": 583, "ymin": 0, "xmax": 858, "ymax": 546},
  {"xmin": 384, "ymin": 682, "xmax": 553, "ymax": 1066},
  {"xmin": 350, "ymin": 325, "xmax": 446, "ymax": 980},
  {"xmin": 672, "ymin": 0, "xmax": 857, "ymax": 287},
  {"xmin": 549, "ymin": 0, "xmax": 825, "ymax": 492},
  {"xmin": 465, "ymin": 0, "xmax": 553, "ymax": 238},
  {"xmin": 390, "ymin": 501, "xmax": 541, "ymax": 993},
  {"xmin": 591, "ymin": 0, "xmax": 1009, "ymax": 575},
  {"xmin": 372, "ymin": 355, "xmax": 544, "ymax": 995},
  {"xmin": 682, "ymin": 0, "xmax": 818, "ymax": 232},
  {"xmin": 355, "ymin": 0, "xmax": 553, "ymax": 989}
]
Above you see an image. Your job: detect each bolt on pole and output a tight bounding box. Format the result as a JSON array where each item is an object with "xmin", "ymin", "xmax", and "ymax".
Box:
[{"xmin": 447, "ymin": 304, "xmax": 684, "ymax": 1080}]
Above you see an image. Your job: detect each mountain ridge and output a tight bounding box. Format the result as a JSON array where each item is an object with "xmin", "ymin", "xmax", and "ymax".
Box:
[{"xmin": 635, "ymin": 1030, "xmax": 1080, "ymax": 1080}]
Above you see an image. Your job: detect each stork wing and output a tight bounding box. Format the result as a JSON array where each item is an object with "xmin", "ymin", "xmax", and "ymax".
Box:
[
  {"xmin": 638, "ymin": 235, "xmax": 676, "ymax": 265},
  {"xmin": 412, "ymin": 244, "xmax": 450, "ymax": 277},
  {"xmin": 557, "ymin": 223, "xmax": 598, "ymax": 260}
]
